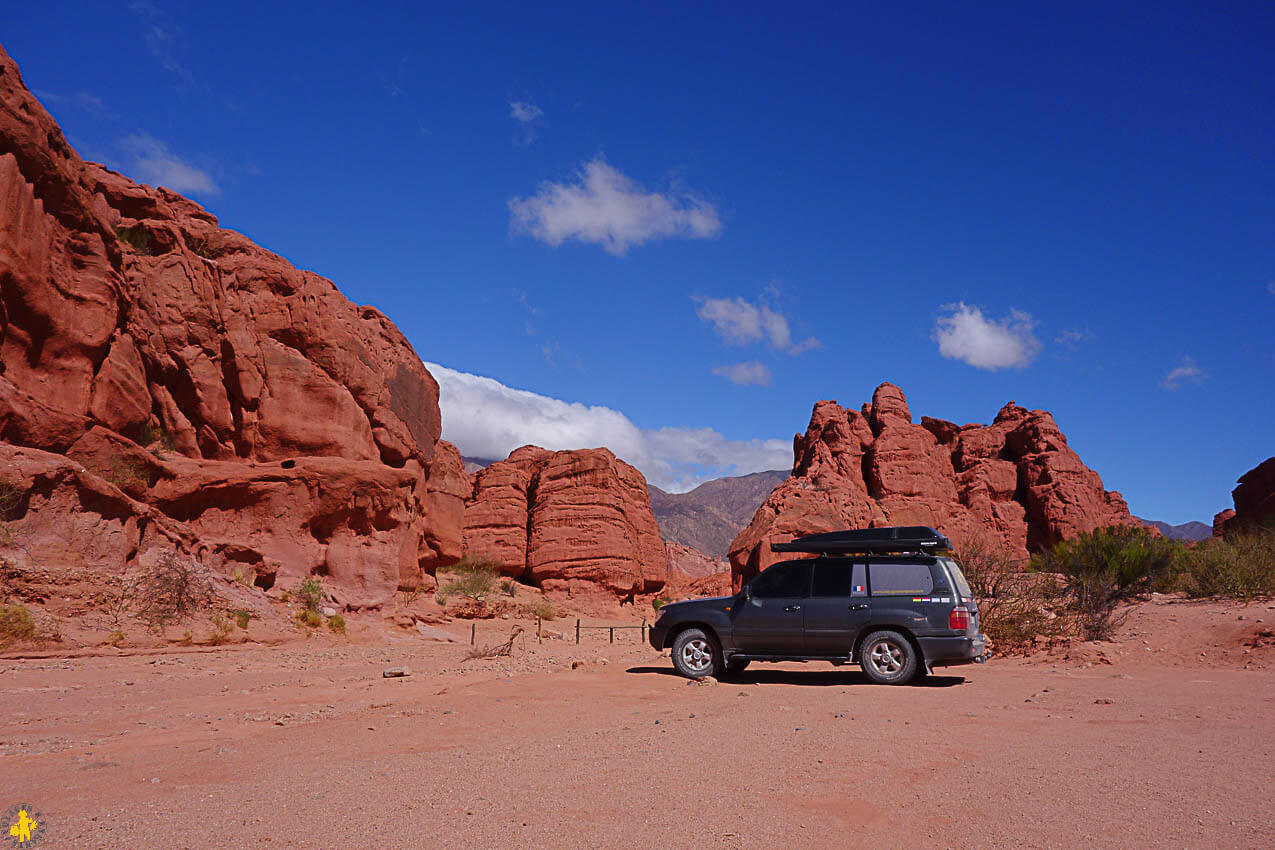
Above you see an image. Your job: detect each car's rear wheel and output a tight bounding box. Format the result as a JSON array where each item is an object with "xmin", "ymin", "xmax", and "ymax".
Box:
[
  {"xmin": 860, "ymin": 630, "xmax": 918, "ymax": 684},
  {"xmin": 671, "ymin": 628, "xmax": 722, "ymax": 679}
]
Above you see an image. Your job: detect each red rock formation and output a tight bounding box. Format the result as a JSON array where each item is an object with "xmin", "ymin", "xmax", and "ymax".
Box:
[
  {"xmin": 463, "ymin": 446, "xmax": 667, "ymax": 599},
  {"xmin": 729, "ymin": 382, "xmax": 1136, "ymax": 588},
  {"xmin": 665, "ymin": 541, "xmax": 727, "ymax": 579},
  {"xmin": 0, "ymin": 47, "xmax": 463, "ymax": 608},
  {"xmin": 1217, "ymin": 457, "xmax": 1275, "ymax": 534}
]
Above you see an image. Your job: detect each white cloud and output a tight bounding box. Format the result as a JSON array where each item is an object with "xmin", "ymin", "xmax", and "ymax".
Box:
[
  {"xmin": 509, "ymin": 100, "xmax": 543, "ymax": 123},
  {"xmin": 933, "ymin": 302, "xmax": 1041, "ymax": 370},
  {"xmin": 508, "ymin": 158, "xmax": 721, "ymax": 255},
  {"xmin": 1267, "ymin": 281, "xmax": 1275, "ymax": 296},
  {"xmin": 119, "ymin": 134, "xmax": 219, "ymax": 196},
  {"xmin": 712, "ymin": 361, "xmax": 772, "ymax": 386},
  {"xmin": 425, "ymin": 361, "xmax": 790, "ymax": 492},
  {"xmin": 1162, "ymin": 357, "xmax": 1208, "ymax": 390},
  {"xmin": 696, "ymin": 296, "xmax": 820, "ymax": 355},
  {"xmin": 36, "ymin": 90, "xmax": 105, "ymax": 114},
  {"xmin": 130, "ymin": 1, "xmax": 190, "ymax": 79}
]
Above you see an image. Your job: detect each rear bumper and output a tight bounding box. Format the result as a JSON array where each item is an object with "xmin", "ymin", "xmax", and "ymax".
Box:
[{"xmin": 918, "ymin": 633, "xmax": 987, "ymax": 667}]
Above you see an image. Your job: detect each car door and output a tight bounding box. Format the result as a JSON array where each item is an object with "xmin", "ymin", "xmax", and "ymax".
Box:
[
  {"xmin": 731, "ymin": 560, "xmax": 811, "ymax": 655},
  {"xmin": 803, "ymin": 559, "xmax": 871, "ymax": 656}
]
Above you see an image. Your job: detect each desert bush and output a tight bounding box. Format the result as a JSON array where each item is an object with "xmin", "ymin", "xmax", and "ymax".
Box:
[
  {"xmin": 208, "ymin": 614, "xmax": 234, "ymax": 645},
  {"xmin": 464, "ymin": 626, "xmax": 524, "ymax": 661},
  {"xmin": 296, "ymin": 609, "xmax": 322, "ymax": 628},
  {"xmin": 232, "ymin": 608, "xmax": 252, "ymax": 629},
  {"xmin": 327, "ymin": 613, "xmax": 346, "ymax": 634},
  {"xmin": 107, "ymin": 629, "xmax": 126, "ymax": 647},
  {"xmin": 96, "ymin": 456, "xmax": 149, "ymax": 493},
  {"xmin": 293, "ymin": 577, "xmax": 326, "ymax": 613},
  {"xmin": 138, "ymin": 422, "xmax": 178, "ymax": 457},
  {"xmin": 0, "ymin": 479, "xmax": 25, "ymax": 547},
  {"xmin": 1173, "ymin": 529, "xmax": 1275, "ymax": 600},
  {"xmin": 1032, "ymin": 526, "xmax": 1179, "ymax": 640},
  {"xmin": 652, "ymin": 597, "xmax": 667, "ymax": 612},
  {"xmin": 134, "ymin": 552, "xmax": 215, "ymax": 631},
  {"xmin": 954, "ymin": 539, "xmax": 1068, "ymax": 652},
  {"xmin": 105, "ymin": 575, "xmax": 141, "ymax": 627},
  {"xmin": 521, "ymin": 595, "xmax": 558, "ymax": 621},
  {"xmin": 437, "ymin": 556, "xmax": 499, "ymax": 604},
  {"xmin": 500, "ymin": 579, "xmax": 518, "ymax": 597},
  {"xmin": 116, "ymin": 223, "xmax": 155, "ymax": 255},
  {"xmin": 230, "ymin": 567, "xmax": 252, "ymax": 587},
  {"xmin": 191, "ymin": 233, "xmax": 224, "ymax": 260},
  {"xmin": 0, "ymin": 603, "xmax": 36, "ymax": 642}
]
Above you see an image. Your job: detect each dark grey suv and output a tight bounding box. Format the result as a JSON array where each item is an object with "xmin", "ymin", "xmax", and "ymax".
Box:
[{"xmin": 649, "ymin": 527, "xmax": 987, "ymax": 684}]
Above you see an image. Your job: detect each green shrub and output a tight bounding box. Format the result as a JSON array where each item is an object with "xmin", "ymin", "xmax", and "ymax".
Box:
[
  {"xmin": 138, "ymin": 422, "xmax": 178, "ymax": 456},
  {"xmin": 327, "ymin": 613, "xmax": 346, "ymax": 634},
  {"xmin": 652, "ymin": 597, "xmax": 667, "ymax": 612},
  {"xmin": 96, "ymin": 456, "xmax": 149, "ymax": 493},
  {"xmin": 437, "ymin": 556, "xmax": 499, "ymax": 604},
  {"xmin": 208, "ymin": 614, "xmax": 234, "ymax": 644},
  {"xmin": 1174, "ymin": 530, "xmax": 1275, "ymax": 600},
  {"xmin": 521, "ymin": 595, "xmax": 558, "ymax": 621},
  {"xmin": 1032, "ymin": 526, "xmax": 1180, "ymax": 640},
  {"xmin": 296, "ymin": 609, "xmax": 322, "ymax": 628},
  {"xmin": 232, "ymin": 608, "xmax": 252, "ymax": 629},
  {"xmin": 293, "ymin": 577, "xmax": 325, "ymax": 613},
  {"xmin": 0, "ymin": 604, "xmax": 36, "ymax": 642}
]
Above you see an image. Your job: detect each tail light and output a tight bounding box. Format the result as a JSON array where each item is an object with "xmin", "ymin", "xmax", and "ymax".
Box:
[{"xmin": 949, "ymin": 606, "xmax": 970, "ymax": 631}]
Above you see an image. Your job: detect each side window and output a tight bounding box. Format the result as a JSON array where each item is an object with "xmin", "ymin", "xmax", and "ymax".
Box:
[
  {"xmin": 811, "ymin": 561, "xmax": 868, "ymax": 597},
  {"xmin": 869, "ymin": 563, "xmax": 934, "ymax": 597},
  {"xmin": 750, "ymin": 562, "xmax": 812, "ymax": 599}
]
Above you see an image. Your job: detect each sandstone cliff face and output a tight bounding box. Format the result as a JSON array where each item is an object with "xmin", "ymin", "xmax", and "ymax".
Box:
[
  {"xmin": 0, "ymin": 47, "xmax": 463, "ymax": 607},
  {"xmin": 463, "ymin": 446, "xmax": 668, "ymax": 599},
  {"xmin": 1216, "ymin": 457, "xmax": 1275, "ymax": 534},
  {"xmin": 729, "ymin": 383, "xmax": 1135, "ymax": 588}
]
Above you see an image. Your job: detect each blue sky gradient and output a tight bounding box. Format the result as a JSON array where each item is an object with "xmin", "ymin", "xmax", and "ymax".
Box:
[{"xmin": 6, "ymin": 2, "xmax": 1272, "ymax": 521}]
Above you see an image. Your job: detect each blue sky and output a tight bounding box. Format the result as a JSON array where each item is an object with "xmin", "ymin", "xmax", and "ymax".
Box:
[{"xmin": 6, "ymin": 2, "xmax": 1272, "ymax": 521}]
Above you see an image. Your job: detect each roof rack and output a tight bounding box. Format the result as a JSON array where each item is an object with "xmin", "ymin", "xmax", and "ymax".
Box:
[{"xmin": 770, "ymin": 526, "xmax": 953, "ymax": 555}]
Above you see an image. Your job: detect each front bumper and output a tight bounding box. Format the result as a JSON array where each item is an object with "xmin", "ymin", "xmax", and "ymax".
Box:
[
  {"xmin": 918, "ymin": 633, "xmax": 987, "ymax": 667},
  {"xmin": 648, "ymin": 622, "xmax": 668, "ymax": 651}
]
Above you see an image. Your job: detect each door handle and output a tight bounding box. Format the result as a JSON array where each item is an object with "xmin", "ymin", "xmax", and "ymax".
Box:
[
  {"xmin": 848, "ymin": 603, "xmax": 869, "ymax": 611},
  {"xmin": 783, "ymin": 605, "xmax": 802, "ymax": 612}
]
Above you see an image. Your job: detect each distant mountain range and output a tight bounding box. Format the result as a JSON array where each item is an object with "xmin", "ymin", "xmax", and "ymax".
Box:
[
  {"xmin": 648, "ymin": 470, "xmax": 788, "ymax": 557},
  {"xmin": 1136, "ymin": 518, "xmax": 1212, "ymax": 542}
]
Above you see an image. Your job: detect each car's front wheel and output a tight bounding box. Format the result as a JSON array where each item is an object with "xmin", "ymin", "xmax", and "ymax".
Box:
[
  {"xmin": 671, "ymin": 628, "xmax": 722, "ymax": 679},
  {"xmin": 860, "ymin": 630, "xmax": 918, "ymax": 684}
]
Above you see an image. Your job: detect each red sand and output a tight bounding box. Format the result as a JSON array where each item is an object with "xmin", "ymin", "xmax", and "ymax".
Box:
[{"xmin": 2, "ymin": 597, "xmax": 1272, "ymax": 848}]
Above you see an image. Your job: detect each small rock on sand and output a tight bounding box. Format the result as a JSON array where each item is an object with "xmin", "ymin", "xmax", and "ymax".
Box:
[{"xmin": 382, "ymin": 667, "xmax": 411, "ymax": 678}]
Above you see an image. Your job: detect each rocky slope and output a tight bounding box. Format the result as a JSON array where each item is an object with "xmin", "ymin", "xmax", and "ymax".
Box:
[
  {"xmin": 729, "ymin": 382, "xmax": 1136, "ymax": 587},
  {"xmin": 648, "ymin": 470, "xmax": 786, "ymax": 557},
  {"xmin": 1137, "ymin": 518, "xmax": 1212, "ymax": 542},
  {"xmin": 1215, "ymin": 456, "xmax": 1275, "ymax": 534},
  {"xmin": 0, "ymin": 46, "xmax": 464, "ymax": 609},
  {"xmin": 463, "ymin": 446, "xmax": 667, "ymax": 601}
]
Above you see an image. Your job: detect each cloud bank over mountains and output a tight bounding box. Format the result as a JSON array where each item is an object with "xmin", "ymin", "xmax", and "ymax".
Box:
[{"xmin": 425, "ymin": 361, "xmax": 790, "ymax": 492}]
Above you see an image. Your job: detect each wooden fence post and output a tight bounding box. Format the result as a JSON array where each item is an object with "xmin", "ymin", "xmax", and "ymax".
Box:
[
  {"xmin": 471, "ymin": 622, "xmax": 475, "ymax": 646},
  {"xmin": 537, "ymin": 616, "xmax": 542, "ymax": 643},
  {"xmin": 575, "ymin": 618, "xmax": 581, "ymax": 644}
]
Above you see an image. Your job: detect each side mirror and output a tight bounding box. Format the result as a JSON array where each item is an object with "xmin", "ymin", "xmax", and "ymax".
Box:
[{"xmin": 740, "ymin": 584, "xmax": 751, "ymax": 600}]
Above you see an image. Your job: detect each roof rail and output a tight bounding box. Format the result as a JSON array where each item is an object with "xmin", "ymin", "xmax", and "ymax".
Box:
[{"xmin": 770, "ymin": 526, "xmax": 953, "ymax": 555}]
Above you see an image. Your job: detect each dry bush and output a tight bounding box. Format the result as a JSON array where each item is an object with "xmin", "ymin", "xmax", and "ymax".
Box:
[
  {"xmin": 521, "ymin": 595, "xmax": 558, "ymax": 621},
  {"xmin": 327, "ymin": 613, "xmax": 346, "ymax": 634},
  {"xmin": 0, "ymin": 603, "xmax": 36, "ymax": 643},
  {"xmin": 232, "ymin": 608, "xmax": 252, "ymax": 629},
  {"xmin": 134, "ymin": 552, "xmax": 215, "ymax": 632},
  {"xmin": 208, "ymin": 614, "xmax": 234, "ymax": 645},
  {"xmin": 296, "ymin": 609, "xmax": 322, "ymax": 628},
  {"xmin": 464, "ymin": 626, "xmax": 524, "ymax": 661},
  {"xmin": 955, "ymin": 538, "xmax": 1068, "ymax": 653},
  {"xmin": 104, "ymin": 574, "xmax": 141, "ymax": 627},
  {"xmin": 93, "ymin": 457, "xmax": 149, "ymax": 493}
]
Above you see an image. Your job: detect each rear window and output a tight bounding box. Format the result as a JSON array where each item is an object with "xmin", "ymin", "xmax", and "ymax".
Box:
[
  {"xmin": 869, "ymin": 563, "xmax": 934, "ymax": 596},
  {"xmin": 941, "ymin": 558, "xmax": 974, "ymax": 600},
  {"xmin": 811, "ymin": 561, "xmax": 867, "ymax": 597}
]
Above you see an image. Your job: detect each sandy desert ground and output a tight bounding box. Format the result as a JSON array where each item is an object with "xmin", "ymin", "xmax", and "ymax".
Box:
[{"xmin": 2, "ymin": 597, "xmax": 1273, "ymax": 849}]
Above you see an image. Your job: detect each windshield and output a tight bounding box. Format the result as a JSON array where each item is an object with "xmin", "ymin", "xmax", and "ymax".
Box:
[{"xmin": 941, "ymin": 557, "xmax": 974, "ymax": 601}]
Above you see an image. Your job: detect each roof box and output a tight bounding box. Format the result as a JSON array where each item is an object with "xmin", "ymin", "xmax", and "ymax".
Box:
[{"xmin": 770, "ymin": 526, "xmax": 953, "ymax": 555}]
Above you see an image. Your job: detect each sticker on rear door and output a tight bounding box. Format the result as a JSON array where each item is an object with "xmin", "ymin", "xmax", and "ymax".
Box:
[{"xmin": 911, "ymin": 597, "xmax": 952, "ymax": 603}]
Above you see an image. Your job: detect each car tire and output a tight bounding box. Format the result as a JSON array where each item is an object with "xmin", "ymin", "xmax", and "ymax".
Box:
[
  {"xmin": 859, "ymin": 630, "xmax": 918, "ymax": 685},
  {"xmin": 671, "ymin": 627, "xmax": 722, "ymax": 679}
]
